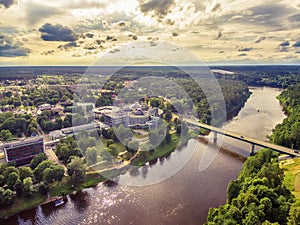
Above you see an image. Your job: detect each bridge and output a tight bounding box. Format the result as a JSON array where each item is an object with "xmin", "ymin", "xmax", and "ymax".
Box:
[{"xmin": 184, "ymin": 118, "xmax": 299, "ymax": 157}]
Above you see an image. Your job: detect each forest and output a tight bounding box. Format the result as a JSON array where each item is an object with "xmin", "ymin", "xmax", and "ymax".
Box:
[
  {"xmin": 213, "ymin": 65, "xmax": 300, "ymax": 88},
  {"xmin": 271, "ymin": 83, "xmax": 300, "ymax": 150},
  {"xmin": 205, "ymin": 149, "xmax": 298, "ymax": 225},
  {"xmin": 206, "ymin": 82, "xmax": 300, "ymax": 225}
]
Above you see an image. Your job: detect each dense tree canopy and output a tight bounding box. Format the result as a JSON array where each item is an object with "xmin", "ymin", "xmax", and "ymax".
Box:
[{"xmin": 206, "ymin": 149, "xmax": 295, "ymax": 225}]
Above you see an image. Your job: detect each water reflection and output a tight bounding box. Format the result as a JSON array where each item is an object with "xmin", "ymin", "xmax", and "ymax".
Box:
[{"xmin": 69, "ymin": 191, "xmax": 91, "ymax": 213}]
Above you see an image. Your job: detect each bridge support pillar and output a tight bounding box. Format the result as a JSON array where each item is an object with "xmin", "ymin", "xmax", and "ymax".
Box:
[
  {"xmin": 213, "ymin": 132, "xmax": 217, "ymax": 144},
  {"xmin": 250, "ymin": 144, "xmax": 255, "ymax": 156}
]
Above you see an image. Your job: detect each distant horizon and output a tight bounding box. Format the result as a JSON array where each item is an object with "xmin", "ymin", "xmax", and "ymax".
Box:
[{"xmin": 1, "ymin": 64, "xmax": 300, "ymax": 67}]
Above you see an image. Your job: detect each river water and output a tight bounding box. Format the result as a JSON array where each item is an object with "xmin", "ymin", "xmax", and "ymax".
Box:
[{"xmin": 3, "ymin": 87, "xmax": 285, "ymax": 225}]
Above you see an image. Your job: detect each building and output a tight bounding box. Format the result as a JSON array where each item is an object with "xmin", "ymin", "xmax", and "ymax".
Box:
[
  {"xmin": 2, "ymin": 137, "xmax": 44, "ymax": 166},
  {"xmin": 93, "ymin": 103, "xmax": 162, "ymax": 129},
  {"xmin": 61, "ymin": 122, "xmax": 100, "ymax": 134}
]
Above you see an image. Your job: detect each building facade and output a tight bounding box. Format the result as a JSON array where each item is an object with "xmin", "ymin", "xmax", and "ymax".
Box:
[{"xmin": 2, "ymin": 137, "xmax": 44, "ymax": 166}]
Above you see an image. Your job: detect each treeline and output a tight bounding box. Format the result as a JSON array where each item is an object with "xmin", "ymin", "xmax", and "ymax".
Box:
[
  {"xmin": 271, "ymin": 84, "xmax": 300, "ymax": 150},
  {"xmin": 205, "ymin": 149, "xmax": 298, "ymax": 225},
  {"xmin": 0, "ymin": 153, "xmax": 64, "ymax": 208},
  {"xmin": 0, "ymin": 112, "xmax": 38, "ymax": 141},
  {"xmin": 213, "ymin": 66, "xmax": 300, "ymax": 88}
]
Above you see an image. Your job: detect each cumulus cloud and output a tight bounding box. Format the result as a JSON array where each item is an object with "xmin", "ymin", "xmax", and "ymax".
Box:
[
  {"xmin": 39, "ymin": 23, "xmax": 77, "ymax": 42},
  {"xmin": 254, "ymin": 36, "xmax": 265, "ymax": 43},
  {"xmin": 25, "ymin": 2, "xmax": 63, "ymax": 25},
  {"xmin": 83, "ymin": 39, "xmax": 105, "ymax": 50},
  {"xmin": 139, "ymin": 0, "xmax": 175, "ymax": 17},
  {"xmin": 238, "ymin": 53, "xmax": 247, "ymax": 57},
  {"xmin": 279, "ymin": 41, "xmax": 290, "ymax": 46},
  {"xmin": 0, "ymin": 0, "xmax": 15, "ymax": 8},
  {"xmin": 278, "ymin": 46, "xmax": 289, "ymax": 52},
  {"xmin": 292, "ymin": 40, "xmax": 300, "ymax": 47},
  {"xmin": 41, "ymin": 50, "xmax": 55, "ymax": 55},
  {"xmin": 238, "ymin": 47, "xmax": 253, "ymax": 52},
  {"xmin": 58, "ymin": 42, "xmax": 78, "ymax": 51},
  {"xmin": 85, "ymin": 33, "xmax": 94, "ymax": 38},
  {"xmin": 0, "ymin": 35, "xmax": 30, "ymax": 57},
  {"xmin": 215, "ymin": 31, "xmax": 222, "ymax": 40}
]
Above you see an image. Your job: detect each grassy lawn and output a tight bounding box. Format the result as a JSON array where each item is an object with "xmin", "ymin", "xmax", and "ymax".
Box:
[
  {"xmin": 0, "ymin": 193, "xmax": 47, "ymax": 219},
  {"xmin": 281, "ymin": 157, "xmax": 300, "ymax": 200}
]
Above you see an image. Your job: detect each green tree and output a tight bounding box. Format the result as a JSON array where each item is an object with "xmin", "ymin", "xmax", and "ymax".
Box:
[
  {"xmin": 128, "ymin": 139, "xmax": 139, "ymax": 152},
  {"xmin": 33, "ymin": 160, "xmax": 54, "ymax": 182},
  {"xmin": 3, "ymin": 166, "xmax": 19, "ymax": 182},
  {"xmin": 19, "ymin": 166, "xmax": 34, "ymax": 181},
  {"xmin": 0, "ymin": 130, "xmax": 12, "ymax": 141},
  {"xmin": 38, "ymin": 182, "xmax": 49, "ymax": 195},
  {"xmin": 287, "ymin": 206, "xmax": 300, "ymax": 225},
  {"xmin": 67, "ymin": 157, "xmax": 86, "ymax": 184},
  {"xmin": 7, "ymin": 172, "xmax": 19, "ymax": 190},
  {"xmin": 23, "ymin": 177, "xmax": 34, "ymax": 197},
  {"xmin": 86, "ymin": 147, "xmax": 97, "ymax": 165},
  {"xmin": 42, "ymin": 168, "xmax": 54, "ymax": 184},
  {"xmin": 30, "ymin": 153, "xmax": 47, "ymax": 169},
  {"xmin": 0, "ymin": 187, "xmax": 14, "ymax": 207},
  {"xmin": 51, "ymin": 165, "xmax": 65, "ymax": 181},
  {"xmin": 14, "ymin": 179, "xmax": 23, "ymax": 197}
]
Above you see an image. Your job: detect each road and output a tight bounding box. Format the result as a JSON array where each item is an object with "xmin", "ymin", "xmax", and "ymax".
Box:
[{"xmin": 184, "ymin": 117, "xmax": 300, "ymax": 157}]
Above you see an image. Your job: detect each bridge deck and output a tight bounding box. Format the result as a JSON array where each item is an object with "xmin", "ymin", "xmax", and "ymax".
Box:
[{"xmin": 184, "ymin": 118, "xmax": 299, "ymax": 157}]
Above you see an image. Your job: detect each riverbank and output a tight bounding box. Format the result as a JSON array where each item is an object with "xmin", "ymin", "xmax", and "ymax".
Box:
[{"xmin": 0, "ymin": 131, "xmax": 196, "ymax": 220}]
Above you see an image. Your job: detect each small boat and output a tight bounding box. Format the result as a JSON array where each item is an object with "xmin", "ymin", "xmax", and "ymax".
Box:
[{"xmin": 54, "ymin": 197, "xmax": 64, "ymax": 207}]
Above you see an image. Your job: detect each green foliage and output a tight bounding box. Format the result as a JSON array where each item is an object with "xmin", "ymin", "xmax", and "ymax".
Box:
[
  {"xmin": 86, "ymin": 147, "xmax": 97, "ymax": 165},
  {"xmin": 7, "ymin": 172, "xmax": 19, "ymax": 190},
  {"xmin": 67, "ymin": 157, "xmax": 86, "ymax": 184},
  {"xmin": 38, "ymin": 182, "xmax": 49, "ymax": 195},
  {"xmin": 0, "ymin": 130, "xmax": 12, "ymax": 141},
  {"xmin": 37, "ymin": 110, "xmax": 63, "ymax": 132},
  {"xmin": 55, "ymin": 137, "xmax": 82, "ymax": 163},
  {"xmin": 18, "ymin": 167, "xmax": 34, "ymax": 181},
  {"xmin": 128, "ymin": 139, "xmax": 139, "ymax": 152},
  {"xmin": 30, "ymin": 153, "xmax": 47, "ymax": 170},
  {"xmin": 22, "ymin": 177, "xmax": 34, "ymax": 197},
  {"xmin": 0, "ymin": 112, "xmax": 37, "ymax": 138},
  {"xmin": 271, "ymin": 84, "xmax": 300, "ymax": 150},
  {"xmin": 287, "ymin": 205, "xmax": 300, "ymax": 225},
  {"xmin": 206, "ymin": 149, "xmax": 295, "ymax": 225},
  {"xmin": 0, "ymin": 187, "xmax": 14, "ymax": 207}
]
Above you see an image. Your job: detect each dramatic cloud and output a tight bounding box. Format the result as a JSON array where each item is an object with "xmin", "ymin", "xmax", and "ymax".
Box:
[
  {"xmin": 0, "ymin": 35, "xmax": 30, "ymax": 57},
  {"xmin": 41, "ymin": 50, "xmax": 55, "ymax": 55},
  {"xmin": 0, "ymin": 0, "xmax": 15, "ymax": 8},
  {"xmin": 25, "ymin": 3, "xmax": 63, "ymax": 25},
  {"xmin": 215, "ymin": 31, "xmax": 222, "ymax": 40},
  {"xmin": 139, "ymin": 0, "xmax": 175, "ymax": 17},
  {"xmin": 0, "ymin": 0, "xmax": 299, "ymax": 64},
  {"xmin": 292, "ymin": 40, "xmax": 300, "ymax": 47},
  {"xmin": 39, "ymin": 23, "xmax": 77, "ymax": 42},
  {"xmin": 238, "ymin": 47, "xmax": 253, "ymax": 52},
  {"xmin": 279, "ymin": 41, "xmax": 290, "ymax": 47},
  {"xmin": 254, "ymin": 36, "xmax": 266, "ymax": 43},
  {"xmin": 58, "ymin": 42, "xmax": 78, "ymax": 51}
]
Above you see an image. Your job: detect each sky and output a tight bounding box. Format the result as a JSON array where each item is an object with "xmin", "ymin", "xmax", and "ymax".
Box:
[{"xmin": 0, "ymin": 0, "xmax": 300, "ymax": 65}]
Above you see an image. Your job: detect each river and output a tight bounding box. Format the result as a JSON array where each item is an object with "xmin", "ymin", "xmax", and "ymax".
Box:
[{"xmin": 3, "ymin": 87, "xmax": 285, "ymax": 225}]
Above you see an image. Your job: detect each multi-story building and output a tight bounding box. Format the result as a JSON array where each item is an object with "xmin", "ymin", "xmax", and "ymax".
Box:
[{"xmin": 2, "ymin": 137, "xmax": 44, "ymax": 166}]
